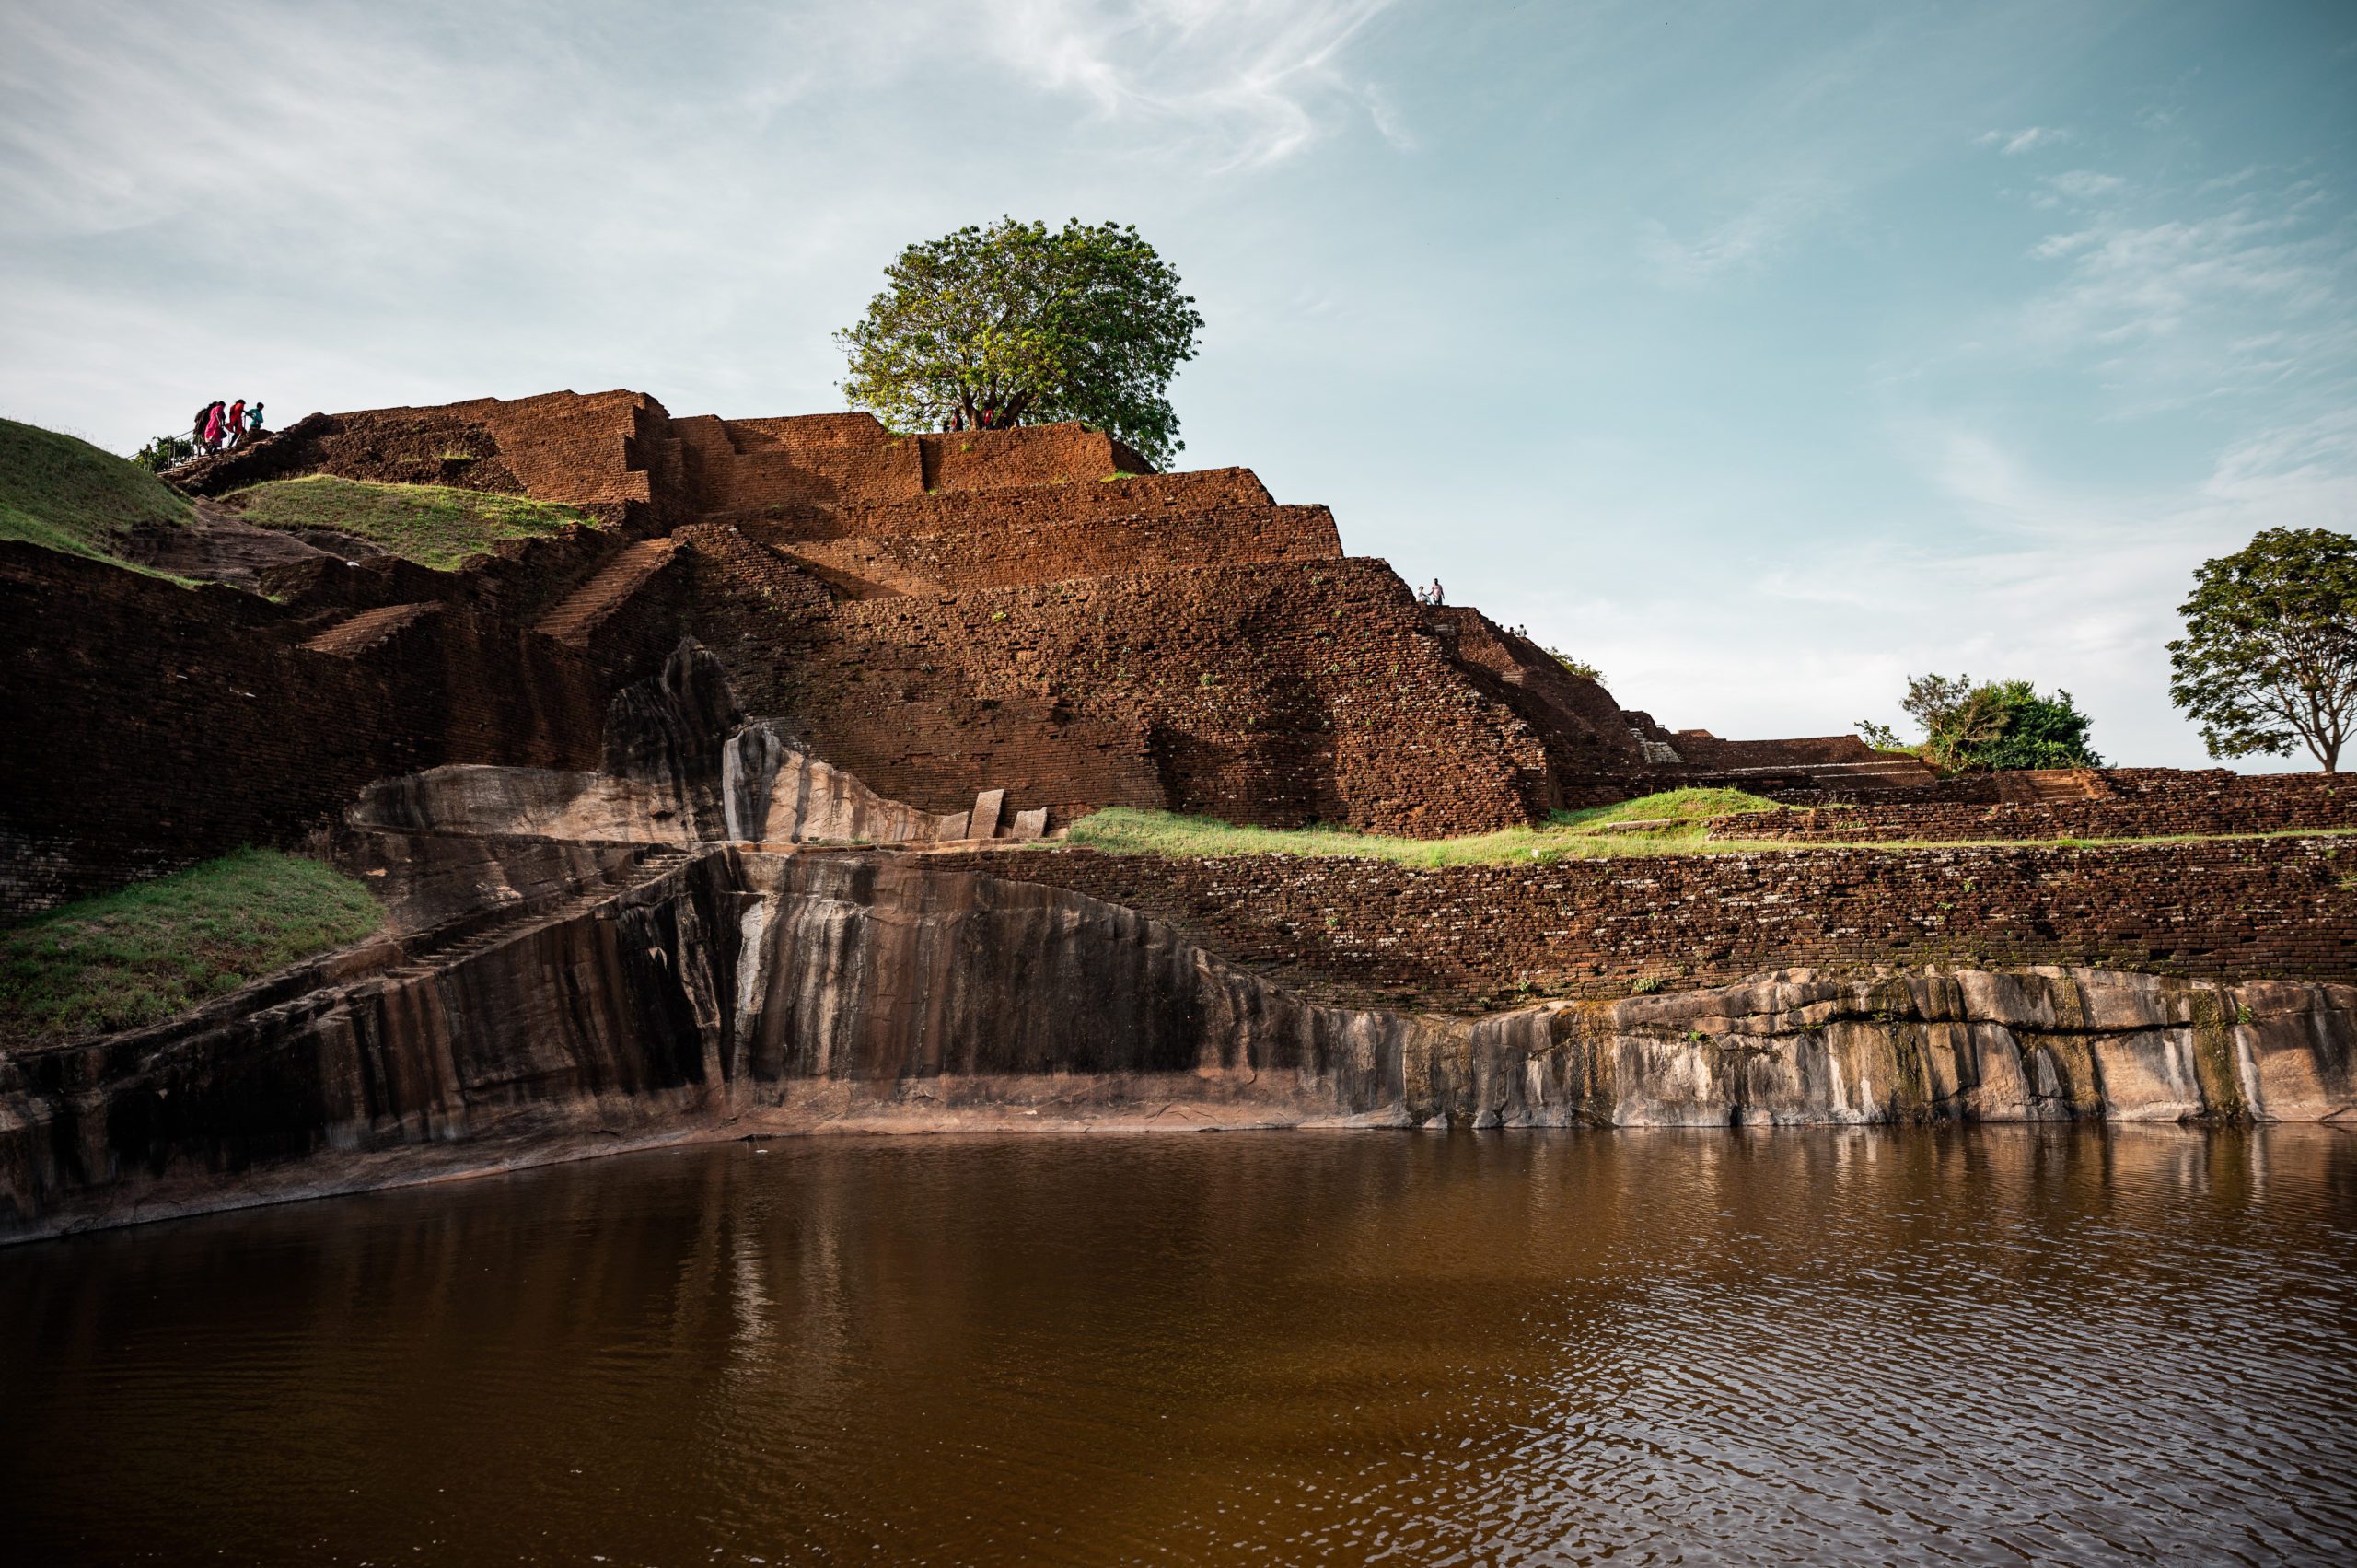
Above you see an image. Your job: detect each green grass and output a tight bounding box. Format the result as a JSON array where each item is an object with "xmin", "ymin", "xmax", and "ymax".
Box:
[
  {"xmin": 1060, "ymin": 793, "xmax": 2357, "ymax": 866},
  {"xmin": 0, "ymin": 417, "xmax": 199, "ymax": 573},
  {"xmin": 1, "ymin": 850, "xmax": 384, "ymax": 1044},
  {"xmin": 224, "ymin": 475, "xmax": 601, "ymax": 570},
  {"xmin": 1064, "ymin": 788, "xmax": 1793, "ymax": 866}
]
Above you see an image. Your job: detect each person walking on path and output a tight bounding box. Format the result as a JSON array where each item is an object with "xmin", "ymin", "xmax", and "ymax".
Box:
[
  {"xmin": 201, "ymin": 401, "xmax": 225, "ymax": 455},
  {"xmin": 192, "ymin": 402, "xmax": 212, "ymax": 451},
  {"xmin": 245, "ymin": 401, "xmax": 265, "ymax": 438},
  {"xmin": 224, "ymin": 399, "xmax": 246, "ymax": 449}
]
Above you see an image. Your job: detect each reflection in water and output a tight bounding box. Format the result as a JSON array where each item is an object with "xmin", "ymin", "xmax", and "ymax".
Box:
[{"xmin": 5, "ymin": 1128, "xmax": 2353, "ymax": 1564}]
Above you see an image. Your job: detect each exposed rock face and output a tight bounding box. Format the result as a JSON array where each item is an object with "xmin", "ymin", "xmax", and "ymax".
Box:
[{"xmin": 5, "ymin": 843, "xmax": 2350, "ymax": 1243}]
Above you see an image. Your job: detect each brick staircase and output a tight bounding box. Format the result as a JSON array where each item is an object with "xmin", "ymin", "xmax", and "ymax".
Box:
[
  {"xmin": 534, "ymin": 539, "xmax": 679, "ymax": 646},
  {"xmin": 2014, "ymin": 768, "xmax": 2112, "ymax": 804},
  {"xmin": 301, "ymin": 601, "xmax": 439, "ymax": 657}
]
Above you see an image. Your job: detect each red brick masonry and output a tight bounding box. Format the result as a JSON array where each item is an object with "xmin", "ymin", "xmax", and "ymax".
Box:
[
  {"xmin": 941, "ymin": 837, "xmax": 2357, "ymax": 1010},
  {"xmin": 1711, "ymin": 770, "xmax": 2357, "ymax": 842}
]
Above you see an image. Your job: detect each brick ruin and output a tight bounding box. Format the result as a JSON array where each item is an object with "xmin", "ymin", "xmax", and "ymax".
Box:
[
  {"xmin": 7, "ymin": 388, "xmax": 1929, "ymax": 914},
  {"xmin": 8, "ymin": 390, "xmax": 2357, "ymax": 1232}
]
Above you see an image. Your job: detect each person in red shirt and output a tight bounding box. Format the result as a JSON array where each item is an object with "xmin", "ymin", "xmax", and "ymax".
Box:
[{"xmin": 224, "ymin": 399, "xmax": 246, "ymax": 449}]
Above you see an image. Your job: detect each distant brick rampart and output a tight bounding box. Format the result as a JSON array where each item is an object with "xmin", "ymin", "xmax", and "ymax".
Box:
[
  {"xmin": 1710, "ymin": 769, "xmax": 2357, "ymax": 842},
  {"xmin": 944, "ymin": 837, "xmax": 2357, "ymax": 1009},
  {"xmin": 779, "ymin": 504, "xmax": 1342, "ymax": 595},
  {"xmin": 775, "ymin": 468, "xmax": 1273, "ymax": 543}
]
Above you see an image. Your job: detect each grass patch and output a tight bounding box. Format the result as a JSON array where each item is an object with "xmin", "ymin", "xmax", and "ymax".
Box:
[
  {"xmin": 224, "ymin": 475, "xmax": 601, "ymax": 570},
  {"xmin": 1, "ymin": 850, "xmax": 384, "ymax": 1044},
  {"xmin": 1064, "ymin": 789, "xmax": 1794, "ymax": 866},
  {"xmin": 1059, "ymin": 796, "xmax": 2357, "ymax": 866},
  {"xmin": 0, "ymin": 417, "xmax": 200, "ymax": 575}
]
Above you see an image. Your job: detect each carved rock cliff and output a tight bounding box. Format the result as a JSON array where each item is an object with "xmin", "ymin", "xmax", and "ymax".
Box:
[{"xmin": 5, "ymin": 839, "xmax": 2350, "ymax": 1243}]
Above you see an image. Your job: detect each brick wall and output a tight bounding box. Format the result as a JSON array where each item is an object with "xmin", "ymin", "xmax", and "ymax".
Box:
[
  {"xmin": 179, "ymin": 391, "xmax": 665, "ymax": 520},
  {"xmin": 785, "ymin": 468, "xmax": 1273, "ymax": 543},
  {"xmin": 677, "ymin": 540, "xmax": 1552, "ymax": 835},
  {"xmin": 916, "ymin": 424, "xmax": 1151, "ymax": 491},
  {"xmin": 1712, "ymin": 768, "xmax": 2357, "ymax": 842},
  {"xmin": 0, "ymin": 543, "xmax": 626, "ymax": 917},
  {"xmin": 937, "ymin": 836, "xmax": 2357, "ymax": 1009},
  {"xmin": 1421, "ymin": 608, "xmax": 1651, "ymax": 789},
  {"xmin": 778, "ymin": 503, "xmax": 1343, "ymax": 595}
]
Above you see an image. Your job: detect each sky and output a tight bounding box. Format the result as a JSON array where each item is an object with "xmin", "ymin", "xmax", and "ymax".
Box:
[{"xmin": 3, "ymin": 0, "xmax": 2352, "ymax": 768}]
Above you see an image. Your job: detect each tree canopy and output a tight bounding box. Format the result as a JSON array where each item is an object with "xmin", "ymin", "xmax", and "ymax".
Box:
[
  {"xmin": 2168, "ymin": 527, "xmax": 2357, "ymax": 772},
  {"xmin": 1859, "ymin": 674, "xmax": 2100, "ymax": 772},
  {"xmin": 836, "ymin": 217, "xmax": 1203, "ymax": 469}
]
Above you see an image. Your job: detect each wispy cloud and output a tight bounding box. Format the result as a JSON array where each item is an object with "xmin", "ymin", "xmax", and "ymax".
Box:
[
  {"xmin": 1638, "ymin": 180, "xmax": 1843, "ymax": 284},
  {"xmin": 2031, "ymin": 168, "xmax": 2127, "ymax": 207},
  {"xmin": 2007, "ymin": 171, "xmax": 2357, "ymax": 413},
  {"xmin": 966, "ymin": 0, "xmax": 1405, "ymax": 168},
  {"xmin": 1979, "ymin": 125, "xmax": 2071, "ymax": 156}
]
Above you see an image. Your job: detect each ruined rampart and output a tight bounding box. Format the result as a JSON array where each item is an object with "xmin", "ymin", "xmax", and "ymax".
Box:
[
  {"xmin": 774, "ymin": 468, "xmax": 1273, "ymax": 543},
  {"xmin": 778, "ymin": 503, "xmax": 1343, "ymax": 595},
  {"xmin": 682, "ymin": 546, "xmax": 1553, "ymax": 834},
  {"xmin": 947, "ymin": 837, "xmax": 2357, "ymax": 1009},
  {"xmin": 0, "ymin": 543, "xmax": 634, "ymax": 916},
  {"xmin": 1711, "ymin": 769, "xmax": 2357, "ymax": 842}
]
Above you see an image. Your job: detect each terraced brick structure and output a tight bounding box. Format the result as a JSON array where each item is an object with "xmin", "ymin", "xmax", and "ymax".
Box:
[
  {"xmin": 6, "ymin": 387, "xmax": 2354, "ymax": 1240},
  {"xmin": 132, "ymin": 389, "xmax": 1898, "ymax": 854}
]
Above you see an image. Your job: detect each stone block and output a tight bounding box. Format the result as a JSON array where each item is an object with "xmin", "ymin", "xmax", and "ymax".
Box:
[
  {"xmin": 970, "ymin": 788, "xmax": 1005, "ymax": 841},
  {"xmin": 1010, "ymin": 807, "xmax": 1049, "ymax": 842}
]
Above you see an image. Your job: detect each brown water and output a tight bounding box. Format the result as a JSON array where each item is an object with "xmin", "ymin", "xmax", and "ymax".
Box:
[{"xmin": 5, "ymin": 1129, "xmax": 2354, "ymax": 1566}]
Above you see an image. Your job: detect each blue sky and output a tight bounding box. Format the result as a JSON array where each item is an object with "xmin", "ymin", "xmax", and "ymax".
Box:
[{"xmin": 4, "ymin": 1, "xmax": 2351, "ymax": 766}]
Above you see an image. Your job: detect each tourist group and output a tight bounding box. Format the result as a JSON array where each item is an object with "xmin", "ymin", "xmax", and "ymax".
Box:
[{"xmin": 193, "ymin": 398, "xmax": 265, "ymax": 455}]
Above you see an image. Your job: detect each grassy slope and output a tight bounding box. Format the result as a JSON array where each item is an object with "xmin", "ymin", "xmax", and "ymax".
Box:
[
  {"xmin": 0, "ymin": 417, "xmax": 197, "ymax": 569},
  {"xmin": 1, "ymin": 850, "xmax": 384, "ymax": 1043},
  {"xmin": 1065, "ymin": 788, "xmax": 1793, "ymax": 866},
  {"xmin": 226, "ymin": 475, "xmax": 600, "ymax": 569}
]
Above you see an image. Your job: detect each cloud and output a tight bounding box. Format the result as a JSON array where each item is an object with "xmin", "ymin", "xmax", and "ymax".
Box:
[
  {"xmin": 0, "ymin": 0, "xmax": 1407, "ymax": 447},
  {"xmin": 964, "ymin": 0, "xmax": 1406, "ymax": 168},
  {"xmin": 1979, "ymin": 125, "xmax": 2070, "ymax": 156},
  {"xmin": 2011, "ymin": 175, "xmax": 2356, "ymax": 412},
  {"xmin": 1638, "ymin": 180, "xmax": 1843, "ymax": 284},
  {"xmin": 2031, "ymin": 169, "xmax": 2126, "ymax": 207}
]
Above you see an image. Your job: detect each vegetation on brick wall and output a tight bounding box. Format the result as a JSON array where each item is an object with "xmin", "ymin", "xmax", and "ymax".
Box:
[
  {"xmin": 1859, "ymin": 674, "xmax": 2100, "ymax": 772},
  {"xmin": 0, "ymin": 417, "xmax": 198, "ymax": 571},
  {"xmin": 837, "ymin": 217, "xmax": 1203, "ymax": 468},
  {"xmin": 223, "ymin": 474, "xmax": 601, "ymax": 569},
  {"xmin": 1, "ymin": 849, "xmax": 383, "ymax": 1042}
]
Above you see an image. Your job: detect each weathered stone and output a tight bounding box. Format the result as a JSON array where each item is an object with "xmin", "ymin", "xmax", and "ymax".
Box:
[
  {"xmin": 970, "ymin": 788, "xmax": 1004, "ymax": 841},
  {"xmin": 5, "ymin": 842, "xmax": 2352, "ymax": 1246}
]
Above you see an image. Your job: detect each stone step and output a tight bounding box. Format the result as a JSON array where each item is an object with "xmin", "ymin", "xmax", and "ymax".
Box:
[
  {"xmin": 534, "ymin": 539, "xmax": 679, "ymax": 645},
  {"xmin": 301, "ymin": 602, "xmax": 438, "ymax": 657}
]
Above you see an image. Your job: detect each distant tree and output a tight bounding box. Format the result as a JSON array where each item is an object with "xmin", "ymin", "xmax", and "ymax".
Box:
[
  {"xmin": 2168, "ymin": 528, "xmax": 2357, "ymax": 772},
  {"xmin": 1863, "ymin": 673, "xmax": 2101, "ymax": 772},
  {"xmin": 130, "ymin": 433, "xmax": 195, "ymax": 474},
  {"xmin": 836, "ymin": 217, "xmax": 1203, "ymax": 469},
  {"xmin": 1854, "ymin": 719, "xmax": 1907, "ymax": 753}
]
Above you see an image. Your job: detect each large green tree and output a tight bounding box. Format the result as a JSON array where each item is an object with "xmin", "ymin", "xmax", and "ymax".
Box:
[
  {"xmin": 836, "ymin": 217, "xmax": 1203, "ymax": 469},
  {"xmin": 2168, "ymin": 527, "xmax": 2357, "ymax": 772}
]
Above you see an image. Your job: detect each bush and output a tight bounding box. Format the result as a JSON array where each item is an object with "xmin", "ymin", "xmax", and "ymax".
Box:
[{"xmin": 131, "ymin": 433, "xmax": 197, "ymax": 474}]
